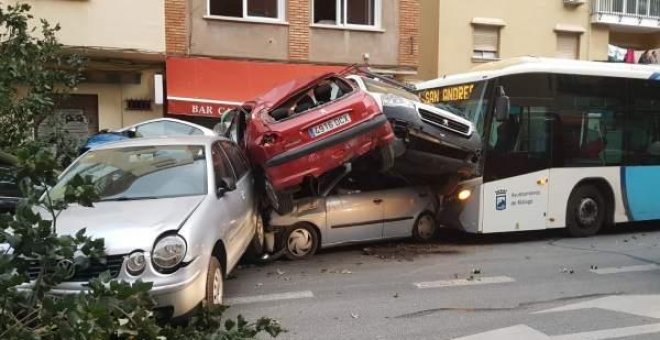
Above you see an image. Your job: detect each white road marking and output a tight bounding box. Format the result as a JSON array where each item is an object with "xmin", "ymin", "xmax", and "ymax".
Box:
[
  {"xmin": 535, "ymin": 295, "xmax": 660, "ymax": 318},
  {"xmin": 224, "ymin": 290, "xmax": 314, "ymax": 305},
  {"xmin": 590, "ymin": 264, "xmax": 659, "ymax": 275},
  {"xmin": 453, "ymin": 325, "xmax": 551, "ymax": 340},
  {"xmin": 453, "ymin": 323, "xmax": 660, "ymax": 340},
  {"xmin": 551, "ymin": 322, "xmax": 660, "ymax": 340},
  {"xmin": 414, "ymin": 276, "xmax": 515, "ymax": 289}
]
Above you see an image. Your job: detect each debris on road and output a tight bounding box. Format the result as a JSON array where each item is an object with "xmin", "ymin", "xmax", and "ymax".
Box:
[
  {"xmin": 590, "ymin": 265, "xmax": 599, "ymax": 270},
  {"xmin": 340, "ymin": 269, "xmax": 353, "ymax": 274},
  {"xmin": 393, "ymin": 292, "xmax": 399, "ymax": 298},
  {"xmin": 276, "ymin": 268, "xmax": 286, "ymax": 276},
  {"xmin": 351, "ymin": 312, "xmax": 360, "ymax": 319},
  {"xmin": 359, "ymin": 242, "xmax": 460, "ymax": 261},
  {"xmin": 471, "ymin": 268, "xmax": 482, "ymax": 275}
]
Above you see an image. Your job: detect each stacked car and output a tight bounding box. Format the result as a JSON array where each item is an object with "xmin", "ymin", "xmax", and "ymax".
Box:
[{"xmin": 220, "ymin": 69, "xmax": 482, "ymax": 259}]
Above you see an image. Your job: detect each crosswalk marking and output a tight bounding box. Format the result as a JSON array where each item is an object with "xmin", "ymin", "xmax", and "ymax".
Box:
[
  {"xmin": 414, "ymin": 276, "xmax": 515, "ymax": 289},
  {"xmin": 590, "ymin": 264, "xmax": 659, "ymax": 275},
  {"xmin": 224, "ymin": 290, "xmax": 314, "ymax": 305}
]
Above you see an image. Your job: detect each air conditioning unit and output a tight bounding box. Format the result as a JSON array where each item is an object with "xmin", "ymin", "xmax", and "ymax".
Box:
[{"xmin": 563, "ymin": 0, "xmax": 586, "ymax": 6}]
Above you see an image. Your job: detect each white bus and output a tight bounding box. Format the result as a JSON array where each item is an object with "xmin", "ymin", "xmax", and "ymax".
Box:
[{"xmin": 416, "ymin": 57, "xmax": 660, "ymax": 236}]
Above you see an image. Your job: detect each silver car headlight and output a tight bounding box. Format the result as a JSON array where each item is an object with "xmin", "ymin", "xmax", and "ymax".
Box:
[
  {"xmin": 126, "ymin": 251, "xmax": 146, "ymax": 276},
  {"xmin": 382, "ymin": 93, "xmax": 416, "ymax": 109},
  {"xmin": 152, "ymin": 235, "xmax": 187, "ymax": 272}
]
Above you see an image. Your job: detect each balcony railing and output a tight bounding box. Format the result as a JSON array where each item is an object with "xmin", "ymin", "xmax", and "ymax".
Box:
[
  {"xmin": 593, "ymin": 0, "xmax": 660, "ymax": 18},
  {"xmin": 592, "ymin": 0, "xmax": 660, "ymax": 30}
]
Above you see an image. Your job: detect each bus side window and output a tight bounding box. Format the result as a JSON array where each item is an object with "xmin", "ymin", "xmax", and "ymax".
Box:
[
  {"xmin": 556, "ymin": 75, "xmax": 625, "ymax": 166},
  {"xmin": 629, "ymin": 79, "xmax": 660, "ymax": 165}
]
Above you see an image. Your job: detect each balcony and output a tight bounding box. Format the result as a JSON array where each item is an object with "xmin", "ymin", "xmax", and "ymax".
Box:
[{"xmin": 592, "ymin": 0, "xmax": 660, "ymax": 31}]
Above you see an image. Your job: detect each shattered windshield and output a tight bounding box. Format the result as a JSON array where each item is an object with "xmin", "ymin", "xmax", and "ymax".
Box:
[
  {"xmin": 418, "ymin": 80, "xmax": 490, "ymax": 136},
  {"xmin": 361, "ymin": 77, "xmax": 420, "ymax": 102},
  {"xmin": 50, "ymin": 145, "xmax": 208, "ymax": 202}
]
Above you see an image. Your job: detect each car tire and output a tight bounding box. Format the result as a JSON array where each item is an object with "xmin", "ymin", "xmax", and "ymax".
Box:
[
  {"xmin": 566, "ymin": 185, "xmax": 606, "ymax": 237},
  {"xmin": 281, "ymin": 224, "xmax": 319, "ymax": 260},
  {"xmin": 244, "ymin": 212, "xmax": 265, "ymax": 260},
  {"xmin": 379, "ymin": 144, "xmax": 395, "ymax": 172},
  {"xmin": 205, "ymin": 257, "xmax": 224, "ymax": 306},
  {"xmin": 265, "ymin": 179, "xmax": 294, "ymax": 215},
  {"xmin": 412, "ymin": 212, "xmax": 438, "ymax": 242}
]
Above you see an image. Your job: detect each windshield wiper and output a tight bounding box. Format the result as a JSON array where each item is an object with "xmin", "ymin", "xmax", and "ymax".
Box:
[{"xmin": 100, "ymin": 196, "xmax": 159, "ymax": 202}]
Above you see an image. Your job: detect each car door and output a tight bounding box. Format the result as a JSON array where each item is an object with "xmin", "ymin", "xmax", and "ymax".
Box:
[
  {"xmin": 324, "ymin": 175, "xmax": 384, "ymax": 245},
  {"xmin": 379, "ymin": 177, "xmax": 425, "ymax": 239},
  {"xmin": 210, "ymin": 142, "xmax": 245, "ymax": 271},
  {"xmin": 219, "ymin": 141, "xmax": 255, "ymax": 267}
]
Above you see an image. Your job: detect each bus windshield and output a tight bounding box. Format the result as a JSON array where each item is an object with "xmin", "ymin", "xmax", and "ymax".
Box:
[{"xmin": 418, "ymin": 80, "xmax": 490, "ymax": 136}]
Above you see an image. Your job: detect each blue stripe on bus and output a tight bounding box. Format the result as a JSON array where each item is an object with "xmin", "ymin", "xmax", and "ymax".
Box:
[
  {"xmin": 622, "ymin": 166, "xmax": 660, "ymax": 221},
  {"xmin": 651, "ymin": 72, "xmax": 660, "ymax": 81}
]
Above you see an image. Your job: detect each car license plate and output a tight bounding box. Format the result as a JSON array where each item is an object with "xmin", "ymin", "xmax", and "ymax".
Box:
[{"xmin": 309, "ymin": 114, "xmax": 351, "ymax": 138}]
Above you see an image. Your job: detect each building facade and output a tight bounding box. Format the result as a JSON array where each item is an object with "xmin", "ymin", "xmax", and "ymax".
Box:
[
  {"xmin": 419, "ymin": 0, "xmax": 660, "ymax": 80},
  {"xmin": 163, "ymin": 0, "xmax": 420, "ymax": 124},
  {"xmin": 17, "ymin": 0, "xmax": 166, "ymax": 138}
]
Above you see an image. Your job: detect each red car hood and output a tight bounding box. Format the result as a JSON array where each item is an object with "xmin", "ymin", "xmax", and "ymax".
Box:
[{"xmin": 252, "ymin": 72, "xmax": 336, "ymax": 111}]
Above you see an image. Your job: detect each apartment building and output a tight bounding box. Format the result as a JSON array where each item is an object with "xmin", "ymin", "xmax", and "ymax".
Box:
[
  {"xmin": 419, "ymin": 0, "xmax": 660, "ymax": 80},
  {"xmin": 16, "ymin": 0, "xmax": 166, "ymax": 138},
  {"xmin": 164, "ymin": 0, "xmax": 420, "ymax": 124}
]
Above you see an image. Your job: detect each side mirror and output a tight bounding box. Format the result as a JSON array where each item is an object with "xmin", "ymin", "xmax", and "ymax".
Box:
[
  {"xmin": 216, "ymin": 177, "xmax": 236, "ymax": 197},
  {"xmin": 494, "ymin": 86, "xmax": 510, "ymax": 122}
]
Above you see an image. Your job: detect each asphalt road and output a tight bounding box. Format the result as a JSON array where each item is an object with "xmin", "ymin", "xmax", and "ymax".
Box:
[{"xmin": 224, "ymin": 223, "xmax": 660, "ymax": 340}]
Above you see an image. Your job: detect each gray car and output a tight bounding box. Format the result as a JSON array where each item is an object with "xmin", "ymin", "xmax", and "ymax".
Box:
[
  {"xmin": 268, "ymin": 167, "xmax": 439, "ymax": 260},
  {"xmin": 31, "ymin": 135, "xmax": 263, "ymax": 318}
]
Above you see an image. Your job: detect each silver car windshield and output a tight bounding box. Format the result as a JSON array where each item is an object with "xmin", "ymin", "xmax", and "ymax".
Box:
[
  {"xmin": 50, "ymin": 145, "xmax": 208, "ymax": 202},
  {"xmin": 361, "ymin": 77, "xmax": 420, "ymax": 102}
]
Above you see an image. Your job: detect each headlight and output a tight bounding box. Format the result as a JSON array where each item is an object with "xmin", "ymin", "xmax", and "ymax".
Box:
[
  {"xmin": 382, "ymin": 94, "xmax": 416, "ymax": 109},
  {"xmin": 152, "ymin": 235, "xmax": 187, "ymax": 272},
  {"xmin": 126, "ymin": 251, "xmax": 146, "ymax": 275},
  {"xmin": 458, "ymin": 189, "xmax": 472, "ymax": 201}
]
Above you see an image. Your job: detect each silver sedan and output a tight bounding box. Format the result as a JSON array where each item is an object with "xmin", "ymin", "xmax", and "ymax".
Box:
[
  {"xmin": 268, "ymin": 168, "xmax": 439, "ymax": 260},
  {"xmin": 32, "ymin": 136, "xmax": 263, "ymax": 318}
]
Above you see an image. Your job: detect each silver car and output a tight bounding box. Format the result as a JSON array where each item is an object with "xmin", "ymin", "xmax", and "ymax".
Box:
[
  {"xmin": 268, "ymin": 167, "xmax": 439, "ymax": 260},
  {"xmin": 33, "ymin": 136, "xmax": 263, "ymax": 318}
]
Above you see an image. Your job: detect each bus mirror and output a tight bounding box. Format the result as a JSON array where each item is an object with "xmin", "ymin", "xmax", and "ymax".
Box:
[{"xmin": 495, "ymin": 86, "xmax": 510, "ymax": 122}]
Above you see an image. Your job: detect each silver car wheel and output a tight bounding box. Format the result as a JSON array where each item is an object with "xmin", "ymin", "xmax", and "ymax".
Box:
[
  {"xmin": 416, "ymin": 214, "xmax": 436, "ymax": 240},
  {"xmin": 287, "ymin": 228, "xmax": 313, "ymax": 257},
  {"xmin": 212, "ymin": 267, "xmax": 223, "ymax": 305}
]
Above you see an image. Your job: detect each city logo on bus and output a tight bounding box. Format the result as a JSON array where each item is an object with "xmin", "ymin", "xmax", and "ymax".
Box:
[{"xmin": 495, "ymin": 189, "xmax": 507, "ymax": 211}]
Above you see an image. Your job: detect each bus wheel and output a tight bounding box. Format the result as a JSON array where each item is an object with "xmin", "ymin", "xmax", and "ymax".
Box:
[{"xmin": 566, "ymin": 185, "xmax": 606, "ymax": 237}]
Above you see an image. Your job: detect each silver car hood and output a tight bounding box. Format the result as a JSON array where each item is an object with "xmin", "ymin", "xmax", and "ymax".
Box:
[{"xmin": 47, "ymin": 196, "xmax": 205, "ymax": 255}]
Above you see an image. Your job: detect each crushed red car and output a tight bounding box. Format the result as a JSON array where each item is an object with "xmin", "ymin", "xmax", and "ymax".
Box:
[{"xmin": 221, "ymin": 72, "xmax": 395, "ymax": 214}]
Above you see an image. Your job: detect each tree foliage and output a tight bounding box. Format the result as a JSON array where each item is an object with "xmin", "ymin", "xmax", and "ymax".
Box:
[{"xmin": 0, "ymin": 2, "xmax": 83, "ymax": 155}]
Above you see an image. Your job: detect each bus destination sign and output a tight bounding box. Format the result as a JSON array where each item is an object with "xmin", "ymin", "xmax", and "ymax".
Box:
[{"xmin": 420, "ymin": 84, "xmax": 475, "ymax": 104}]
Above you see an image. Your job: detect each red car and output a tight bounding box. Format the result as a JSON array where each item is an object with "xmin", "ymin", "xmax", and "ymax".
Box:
[{"xmin": 221, "ymin": 73, "xmax": 395, "ymax": 214}]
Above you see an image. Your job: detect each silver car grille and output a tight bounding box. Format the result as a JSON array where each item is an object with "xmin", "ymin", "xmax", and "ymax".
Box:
[
  {"xmin": 418, "ymin": 108, "xmax": 471, "ymax": 137},
  {"xmin": 26, "ymin": 255, "xmax": 125, "ymax": 282}
]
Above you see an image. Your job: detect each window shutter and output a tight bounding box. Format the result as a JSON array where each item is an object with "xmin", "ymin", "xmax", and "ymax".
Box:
[
  {"xmin": 473, "ymin": 26, "xmax": 499, "ymax": 52},
  {"xmin": 556, "ymin": 33, "xmax": 579, "ymax": 59}
]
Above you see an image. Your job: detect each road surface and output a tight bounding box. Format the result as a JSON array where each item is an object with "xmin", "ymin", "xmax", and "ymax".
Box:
[{"xmin": 224, "ymin": 224, "xmax": 660, "ymax": 339}]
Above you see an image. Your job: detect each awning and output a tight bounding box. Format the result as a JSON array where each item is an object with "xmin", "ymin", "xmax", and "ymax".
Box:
[{"xmin": 166, "ymin": 57, "xmax": 344, "ymax": 118}]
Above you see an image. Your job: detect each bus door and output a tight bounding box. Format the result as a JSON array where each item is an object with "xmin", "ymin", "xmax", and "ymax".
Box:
[{"xmin": 482, "ymin": 105, "xmax": 555, "ymax": 232}]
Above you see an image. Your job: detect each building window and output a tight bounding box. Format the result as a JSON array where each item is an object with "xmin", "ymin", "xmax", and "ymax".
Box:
[
  {"xmin": 313, "ymin": 0, "xmax": 381, "ymax": 28},
  {"xmin": 556, "ymin": 32, "xmax": 580, "ymax": 59},
  {"xmin": 472, "ymin": 25, "xmax": 500, "ymax": 60},
  {"xmin": 208, "ymin": 0, "xmax": 284, "ymax": 21}
]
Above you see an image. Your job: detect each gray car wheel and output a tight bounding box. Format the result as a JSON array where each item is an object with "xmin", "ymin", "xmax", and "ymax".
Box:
[
  {"xmin": 205, "ymin": 257, "xmax": 223, "ymax": 305},
  {"xmin": 412, "ymin": 212, "xmax": 437, "ymax": 242},
  {"xmin": 282, "ymin": 224, "xmax": 319, "ymax": 260}
]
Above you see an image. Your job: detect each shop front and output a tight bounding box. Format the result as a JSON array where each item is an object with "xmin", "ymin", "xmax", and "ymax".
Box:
[{"xmin": 165, "ymin": 57, "xmax": 344, "ymax": 128}]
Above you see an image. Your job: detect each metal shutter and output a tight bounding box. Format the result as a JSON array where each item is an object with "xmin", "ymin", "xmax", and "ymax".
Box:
[
  {"xmin": 556, "ymin": 33, "xmax": 579, "ymax": 59},
  {"xmin": 473, "ymin": 26, "xmax": 499, "ymax": 53}
]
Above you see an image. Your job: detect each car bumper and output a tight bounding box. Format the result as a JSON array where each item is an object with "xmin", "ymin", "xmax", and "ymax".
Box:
[
  {"xmin": 264, "ymin": 115, "xmax": 394, "ymax": 191},
  {"xmin": 22, "ymin": 256, "xmax": 208, "ymax": 318}
]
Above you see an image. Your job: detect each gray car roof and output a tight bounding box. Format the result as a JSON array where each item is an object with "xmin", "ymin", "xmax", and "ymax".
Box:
[{"xmin": 90, "ymin": 135, "xmax": 230, "ymax": 151}]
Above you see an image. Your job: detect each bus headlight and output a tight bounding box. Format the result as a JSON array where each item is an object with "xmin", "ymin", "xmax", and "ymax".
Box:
[{"xmin": 458, "ymin": 189, "xmax": 472, "ymax": 201}]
